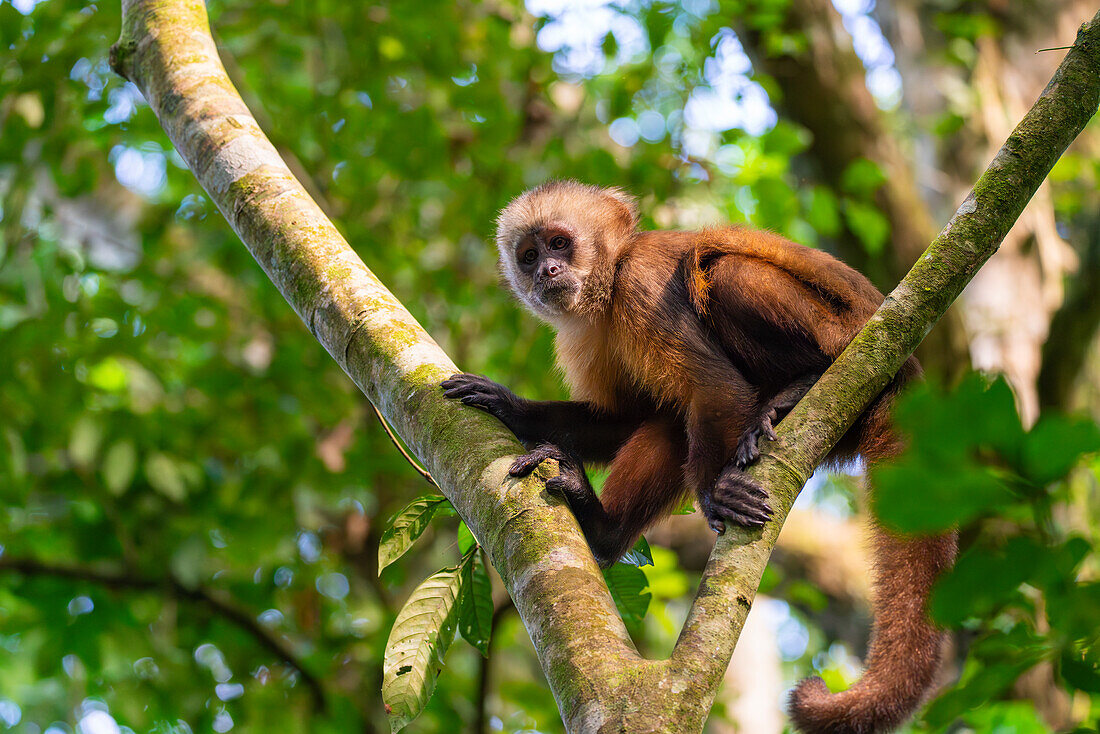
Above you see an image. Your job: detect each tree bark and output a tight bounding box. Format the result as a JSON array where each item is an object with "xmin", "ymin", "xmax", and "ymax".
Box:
[{"xmin": 110, "ymin": 1, "xmax": 1100, "ymax": 729}]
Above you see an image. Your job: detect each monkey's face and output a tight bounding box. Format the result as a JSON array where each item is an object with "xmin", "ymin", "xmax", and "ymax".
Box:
[
  {"xmin": 509, "ymin": 224, "xmax": 585, "ymax": 316},
  {"xmin": 495, "ymin": 181, "xmax": 638, "ymax": 321}
]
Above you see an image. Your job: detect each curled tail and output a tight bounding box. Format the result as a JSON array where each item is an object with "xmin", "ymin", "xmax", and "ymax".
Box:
[{"xmin": 788, "ymin": 526, "xmax": 958, "ymax": 734}]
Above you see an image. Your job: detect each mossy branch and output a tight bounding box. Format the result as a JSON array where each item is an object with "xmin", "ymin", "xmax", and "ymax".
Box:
[
  {"xmin": 112, "ymin": 1, "xmax": 1100, "ymax": 730},
  {"xmin": 111, "ymin": 0, "xmax": 641, "ymax": 728}
]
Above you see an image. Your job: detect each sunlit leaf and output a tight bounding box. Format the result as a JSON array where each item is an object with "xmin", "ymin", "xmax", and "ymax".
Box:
[
  {"xmin": 457, "ymin": 521, "xmax": 476, "ymax": 555},
  {"xmin": 69, "ymin": 414, "xmax": 103, "ymax": 471},
  {"xmin": 378, "ymin": 495, "xmax": 452, "ymax": 575},
  {"xmin": 382, "ymin": 562, "xmax": 465, "ymax": 732},
  {"xmin": 145, "ymin": 452, "xmax": 187, "ymax": 501},
  {"xmin": 86, "ymin": 357, "xmax": 129, "ymax": 392},
  {"xmin": 957, "ymin": 702, "xmax": 1050, "ymax": 734},
  {"xmin": 924, "ymin": 627, "xmax": 1045, "ymax": 727},
  {"xmin": 673, "ymin": 498, "xmax": 696, "ymax": 515}
]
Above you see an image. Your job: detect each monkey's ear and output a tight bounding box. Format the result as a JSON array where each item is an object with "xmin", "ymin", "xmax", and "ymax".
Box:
[{"xmin": 602, "ymin": 187, "xmax": 639, "ymax": 229}]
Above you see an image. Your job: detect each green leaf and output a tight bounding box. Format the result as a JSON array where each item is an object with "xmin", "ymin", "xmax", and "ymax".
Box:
[
  {"xmin": 145, "ymin": 452, "xmax": 188, "ymax": 502},
  {"xmin": 86, "ymin": 356, "xmax": 129, "ymax": 392},
  {"xmin": 930, "ymin": 538, "xmax": 1042, "ymax": 625},
  {"xmin": 1022, "ymin": 414, "xmax": 1100, "ymax": 484},
  {"xmin": 459, "ymin": 550, "xmax": 493, "ymax": 657},
  {"xmin": 761, "ymin": 121, "xmax": 809, "ymax": 157},
  {"xmin": 896, "ymin": 375, "xmax": 1025, "ymax": 460},
  {"xmin": 101, "ymin": 440, "xmax": 137, "ymax": 496},
  {"xmin": 924, "ymin": 627, "xmax": 1045, "ymax": 727},
  {"xmin": 170, "ymin": 536, "xmax": 208, "ymax": 590},
  {"xmin": 839, "ymin": 158, "xmax": 887, "ymax": 197},
  {"xmin": 603, "ymin": 562, "xmax": 651, "ymax": 632},
  {"xmin": 1060, "ymin": 653, "xmax": 1100, "ymax": 693},
  {"xmin": 601, "ymin": 31, "xmax": 618, "ymax": 58},
  {"xmin": 673, "ymin": 498, "xmax": 696, "ymax": 515},
  {"xmin": 1047, "ymin": 581, "xmax": 1100, "ymax": 646},
  {"xmin": 872, "ymin": 458, "xmax": 1013, "ymax": 533},
  {"xmin": 958, "ymin": 702, "xmax": 1051, "ymax": 734},
  {"xmin": 378, "ymin": 495, "xmax": 452, "ymax": 575},
  {"xmin": 3, "ymin": 428, "xmax": 26, "ymax": 478},
  {"xmin": 618, "ymin": 536, "xmax": 653, "ymax": 567},
  {"xmin": 457, "ymin": 521, "xmax": 476, "ymax": 555},
  {"xmin": 382, "ymin": 563, "xmax": 465, "ymax": 732},
  {"xmin": 805, "ymin": 186, "xmax": 840, "ymax": 237}
]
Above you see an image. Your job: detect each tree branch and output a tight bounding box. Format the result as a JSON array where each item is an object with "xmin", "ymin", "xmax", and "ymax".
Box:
[
  {"xmin": 0, "ymin": 555, "xmax": 327, "ymax": 709},
  {"xmin": 111, "ymin": 2, "xmax": 639, "ymax": 730},
  {"xmin": 109, "ymin": 1, "xmax": 1100, "ymax": 730}
]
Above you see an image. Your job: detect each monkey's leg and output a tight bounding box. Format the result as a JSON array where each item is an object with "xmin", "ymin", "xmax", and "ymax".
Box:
[
  {"xmin": 686, "ymin": 385, "xmax": 774, "ymax": 533},
  {"xmin": 734, "ymin": 373, "xmax": 822, "ymax": 468},
  {"xmin": 509, "ymin": 420, "xmax": 687, "ymax": 567},
  {"xmin": 441, "ymin": 373, "xmax": 645, "ymax": 462}
]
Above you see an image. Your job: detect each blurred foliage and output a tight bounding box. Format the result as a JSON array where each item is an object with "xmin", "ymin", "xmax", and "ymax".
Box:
[
  {"xmin": 876, "ymin": 377, "xmax": 1100, "ymax": 733},
  {"xmin": 1, "ymin": 0, "xmax": 1098, "ymax": 733}
]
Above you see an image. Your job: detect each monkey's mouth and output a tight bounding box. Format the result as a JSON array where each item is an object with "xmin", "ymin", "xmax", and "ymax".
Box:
[{"xmin": 534, "ymin": 279, "xmax": 581, "ymax": 312}]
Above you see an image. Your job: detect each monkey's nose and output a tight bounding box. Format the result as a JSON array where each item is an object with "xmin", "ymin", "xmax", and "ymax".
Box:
[{"xmin": 545, "ymin": 263, "xmax": 561, "ymax": 278}]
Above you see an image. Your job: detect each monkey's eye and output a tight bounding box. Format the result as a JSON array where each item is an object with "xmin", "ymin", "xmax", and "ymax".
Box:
[
  {"xmin": 548, "ymin": 235, "xmax": 570, "ymax": 250},
  {"xmin": 522, "ymin": 249, "xmax": 538, "ymax": 264}
]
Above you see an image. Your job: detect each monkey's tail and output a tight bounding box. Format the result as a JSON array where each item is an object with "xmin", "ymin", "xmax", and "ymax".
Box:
[{"xmin": 788, "ymin": 525, "xmax": 957, "ymax": 734}]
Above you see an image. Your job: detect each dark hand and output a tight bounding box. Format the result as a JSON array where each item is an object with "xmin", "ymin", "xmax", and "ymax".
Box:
[
  {"xmin": 701, "ymin": 466, "xmax": 773, "ymax": 533},
  {"xmin": 441, "ymin": 373, "xmax": 521, "ymax": 422}
]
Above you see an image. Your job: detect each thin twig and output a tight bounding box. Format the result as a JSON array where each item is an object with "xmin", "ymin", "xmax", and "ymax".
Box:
[
  {"xmin": 0, "ymin": 556, "xmax": 327, "ymax": 710},
  {"xmin": 1037, "ymin": 45, "xmax": 1074, "ymax": 53},
  {"xmin": 370, "ymin": 402, "xmax": 438, "ymax": 486}
]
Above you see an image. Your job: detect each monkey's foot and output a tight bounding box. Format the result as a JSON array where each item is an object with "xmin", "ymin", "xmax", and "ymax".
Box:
[
  {"xmin": 441, "ymin": 373, "xmax": 518, "ymax": 420},
  {"xmin": 701, "ymin": 470, "xmax": 773, "ymax": 533},
  {"xmin": 508, "ymin": 443, "xmax": 570, "ymax": 477},
  {"xmin": 734, "ymin": 407, "xmax": 778, "ymax": 468},
  {"xmin": 508, "ymin": 444, "xmax": 592, "ymax": 505}
]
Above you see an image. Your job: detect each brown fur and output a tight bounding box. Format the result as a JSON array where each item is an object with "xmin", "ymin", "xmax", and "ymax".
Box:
[{"xmin": 454, "ymin": 181, "xmax": 956, "ymax": 734}]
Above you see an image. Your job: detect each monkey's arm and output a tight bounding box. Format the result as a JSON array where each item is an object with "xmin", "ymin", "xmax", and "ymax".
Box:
[
  {"xmin": 509, "ymin": 418, "xmax": 689, "ymax": 567},
  {"xmin": 441, "ymin": 373, "xmax": 646, "ymax": 463}
]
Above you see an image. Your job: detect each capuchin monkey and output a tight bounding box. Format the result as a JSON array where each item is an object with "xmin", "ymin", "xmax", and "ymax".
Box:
[{"xmin": 441, "ymin": 180, "xmax": 956, "ymax": 734}]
